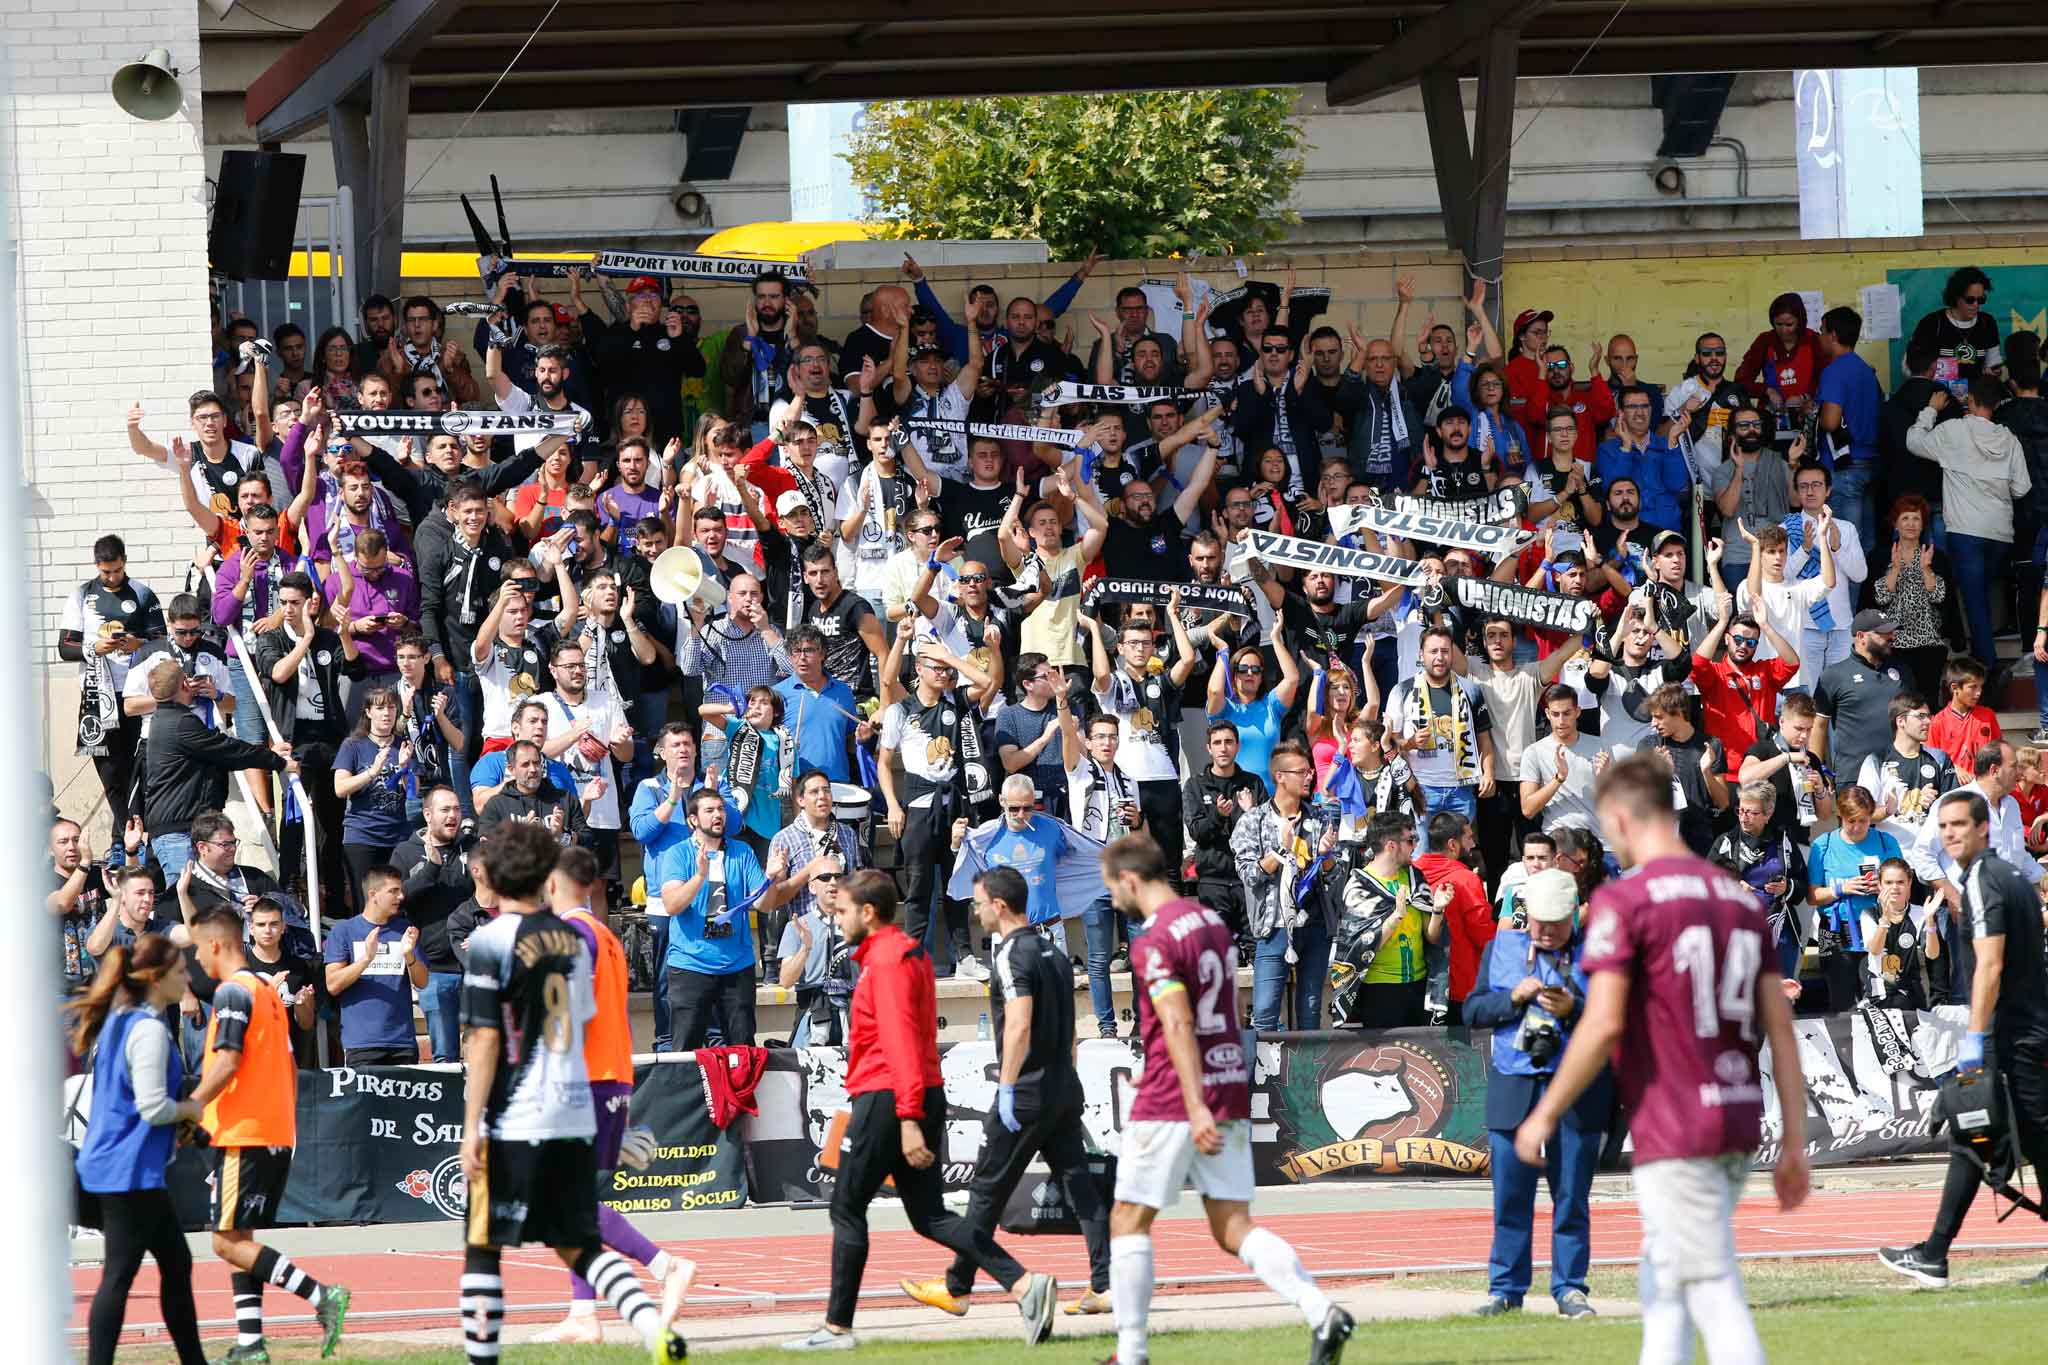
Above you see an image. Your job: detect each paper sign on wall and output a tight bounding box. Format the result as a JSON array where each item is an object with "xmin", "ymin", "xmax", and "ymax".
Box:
[
  {"xmin": 1798, "ymin": 291, "xmax": 1827, "ymax": 328},
  {"xmin": 1860, "ymin": 283, "xmax": 1903, "ymax": 340}
]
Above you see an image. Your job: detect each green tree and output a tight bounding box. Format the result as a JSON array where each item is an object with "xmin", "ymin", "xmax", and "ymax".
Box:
[{"xmin": 843, "ymin": 89, "xmax": 1307, "ymax": 260}]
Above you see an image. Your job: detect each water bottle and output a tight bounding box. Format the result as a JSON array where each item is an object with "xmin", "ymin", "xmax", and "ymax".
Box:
[{"xmin": 977, "ymin": 1013, "xmax": 991, "ymax": 1041}]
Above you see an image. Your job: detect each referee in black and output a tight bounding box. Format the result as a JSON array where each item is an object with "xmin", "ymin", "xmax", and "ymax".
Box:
[
  {"xmin": 1880, "ymin": 790, "xmax": 2048, "ymax": 1288},
  {"xmin": 900, "ymin": 867, "xmax": 1113, "ymax": 1317}
]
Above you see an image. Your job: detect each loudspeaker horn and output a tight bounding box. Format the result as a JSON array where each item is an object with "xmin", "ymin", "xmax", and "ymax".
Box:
[
  {"xmin": 112, "ymin": 48, "xmax": 182, "ymax": 122},
  {"xmin": 648, "ymin": 546, "xmax": 728, "ymax": 610}
]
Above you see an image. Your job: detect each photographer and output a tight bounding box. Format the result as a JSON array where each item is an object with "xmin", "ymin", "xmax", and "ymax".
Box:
[
  {"xmin": 1464, "ymin": 868, "xmax": 1609, "ymax": 1319},
  {"xmin": 1879, "ymin": 790, "xmax": 2048, "ymax": 1289}
]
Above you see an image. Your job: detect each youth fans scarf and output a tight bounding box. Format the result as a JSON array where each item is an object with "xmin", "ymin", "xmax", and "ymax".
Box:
[
  {"xmin": 1402, "ymin": 675, "xmax": 1481, "ymax": 783},
  {"xmin": 1037, "ymin": 381, "xmax": 1210, "ymax": 409},
  {"xmin": 334, "ymin": 410, "xmax": 585, "ymax": 437}
]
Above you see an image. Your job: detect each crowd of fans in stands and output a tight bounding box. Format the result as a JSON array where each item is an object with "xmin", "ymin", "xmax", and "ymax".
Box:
[{"xmin": 48, "ymin": 254, "xmax": 2048, "ymax": 1053}]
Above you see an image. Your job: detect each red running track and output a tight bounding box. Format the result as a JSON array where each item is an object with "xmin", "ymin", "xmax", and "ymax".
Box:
[{"xmin": 72, "ymin": 1188, "xmax": 2048, "ymax": 1344}]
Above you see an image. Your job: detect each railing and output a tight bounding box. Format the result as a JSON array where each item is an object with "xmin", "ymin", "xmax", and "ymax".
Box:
[{"xmin": 199, "ymin": 568, "xmax": 331, "ymax": 1066}]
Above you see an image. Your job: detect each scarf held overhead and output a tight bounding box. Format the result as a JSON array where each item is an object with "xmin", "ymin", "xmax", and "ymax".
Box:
[
  {"xmin": 1083, "ymin": 577, "xmax": 1253, "ymax": 618},
  {"xmin": 1349, "ymin": 505, "xmax": 1532, "ymax": 555},
  {"xmin": 1244, "ymin": 531, "xmax": 1431, "ymax": 586},
  {"xmin": 478, "ymin": 251, "xmax": 811, "ymax": 285},
  {"xmin": 1037, "ymin": 381, "xmax": 1211, "ymax": 409},
  {"xmin": 334, "ymin": 410, "xmax": 585, "ymax": 437},
  {"xmin": 903, "ymin": 418, "xmax": 1084, "ymax": 449}
]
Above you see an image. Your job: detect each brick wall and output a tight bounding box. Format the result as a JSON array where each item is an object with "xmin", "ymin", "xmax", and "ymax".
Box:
[{"xmin": 10, "ymin": 3, "xmax": 212, "ymax": 822}]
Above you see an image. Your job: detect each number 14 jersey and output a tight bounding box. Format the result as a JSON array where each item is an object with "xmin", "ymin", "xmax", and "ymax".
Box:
[
  {"xmin": 1130, "ymin": 898, "xmax": 1250, "ymax": 1123},
  {"xmin": 461, "ymin": 909, "xmax": 597, "ymax": 1141},
  {"xmin": 1580, "ymin": 854, "xmax": 1775, "ymax": 1164}
]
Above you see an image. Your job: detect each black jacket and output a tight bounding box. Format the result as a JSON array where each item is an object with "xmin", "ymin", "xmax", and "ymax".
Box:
[
  {"xmin": 448, "ymin": 897, "xmax": 498, "ymax": 967},
  {"xmin": 247, "ymin": 627, "xmax": 367, "ymax": 744},
  {"xmin": 480, "ymin": 780, "xmax": 586, "ymax": 843},
  {"xmin": 1881, "ymin": 376, "xmax": 1945, "ymax": 507},
  {"xmin": 1997, "ymin": 393, "xmax": 2048, "ymax": 525},
  {"xmin": 143, "ymin": 700, "xmax": 287, "ymax": 837},
  {"xmin": 582, "ymin": 313, "xmax": 704, "ymax": 445},
  {"xmin": 415, "ymin": 519, "xmax": 523, "ymax": 665},
  {"xmin": 1183, "ymin": 765, "xmax": 1269, "ymax": 882},
  {"xmin": 362, "ymin": 444, "xmax": 542, "ymax": 526},
  {"xmin": 392, "ymin": 832, "xmax": 473, "ymax": 973}
]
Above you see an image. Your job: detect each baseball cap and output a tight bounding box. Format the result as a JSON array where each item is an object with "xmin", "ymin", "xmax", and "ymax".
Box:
[
  {"xmin": 1522, "ymin": 868, "xmax": 1579, "ymax": 924},
  {"xmin": 909, "ymin": 343, "xmax": 946, "ymax": 363},
  {"xmin": 626, "ymin": 275, "xmax": 662, "ymax": 297},
  {"xmin": 1850, "ymin": 608, "xmax": 1899, "ymax": 635},
  {"xmin": 1513, "ymin": 309, "xmax": 1555, "ymax": 336},
  {"xmin": 774, "ymin": 490, "xmax": 813, "ymax": 519},
  {"xmin": 1649, "ymin": 529, "xmax": 1686, "ymax": 557}
]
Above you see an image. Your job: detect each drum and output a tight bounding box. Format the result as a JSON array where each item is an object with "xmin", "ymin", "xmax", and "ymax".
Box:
[{"xmin": 831, "ymin": 782, "xmax": 872, "ymax": 826}]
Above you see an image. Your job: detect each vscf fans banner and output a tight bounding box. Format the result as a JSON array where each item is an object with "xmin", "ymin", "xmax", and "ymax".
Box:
[
  {"xmin": 1084, "ymin": 578, "xmax": 1254, "ymax": 618},
  {"xmin": 334, "ymin": 410, "xmax": 585, "ymax": 438},
  {"xmin": 1255, "ymin": 1033, "xmax": 1494, "ymax": 1181}
]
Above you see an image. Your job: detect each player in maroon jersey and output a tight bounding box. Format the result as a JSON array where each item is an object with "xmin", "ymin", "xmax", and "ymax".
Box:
[
  {"xmin": 1098, "ymin": 833, "xmax": 1355, "ymax": 1365},
  {"xmin": 1516, "ymin": 754, "xmax": 1809, "ymax": 1365}
]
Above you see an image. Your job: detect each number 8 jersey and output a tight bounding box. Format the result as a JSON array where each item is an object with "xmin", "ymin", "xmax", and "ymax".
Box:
[
  {"xmin": 461, "ymin": 909, "xmax": 598, "ymax": 1141},
  {"xmin": 1579, "ymin": 854, "xmax": 1774, "ymax": 1163},
  {"xmin": 1129, "ymin": 898, "xmax": 1250, "ymax": 1123}
]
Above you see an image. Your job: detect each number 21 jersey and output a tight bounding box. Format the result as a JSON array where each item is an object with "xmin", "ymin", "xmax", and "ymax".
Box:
[
  {"xmin": 1580, "ymin": 854, "xmax": 1775, "ymax": 1164},
  {"xmin": 461, "ymin": 909, "xmax": 597, "ymax": 1141},
  {"xmin": 1130, "ymin": 898, "xmax": 1249, "ymax": 1123}
]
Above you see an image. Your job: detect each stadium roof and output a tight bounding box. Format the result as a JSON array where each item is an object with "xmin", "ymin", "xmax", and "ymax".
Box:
[{"xmin": 246, "ymin": 0, "xmax": 2048, "ymax": 137}]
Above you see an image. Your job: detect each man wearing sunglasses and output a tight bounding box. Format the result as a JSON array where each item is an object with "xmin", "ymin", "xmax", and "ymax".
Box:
[
  {"xmin": 1534, "ymin": 345, "xmax": 1614, "ymax": 461},
  {"xmin": 1691, "ymin": 582, "xmax": 1802, "ymax": 789},
  {"xmin": 1664, "ymin": 331, "xmax": 1748, "ymax": 445}
]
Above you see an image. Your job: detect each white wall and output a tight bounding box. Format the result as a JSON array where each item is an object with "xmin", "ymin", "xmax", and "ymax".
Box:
[{"xmin": 11, "ymin": 0, "xmax": 211, "ymax": 804}]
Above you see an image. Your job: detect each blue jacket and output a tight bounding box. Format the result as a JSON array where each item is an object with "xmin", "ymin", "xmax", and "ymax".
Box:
[
  {"xmin": 629, "ymin": 774, "xmax": 695, "ymax": 896},
  {"xmin": 1464, "ymin": 928, "xmax": 1613, "ymax": 1133},
  {"xmin": 75, "ymin": 1006, "xmax": 181, "ymax": 1193},
  {"xmin": 1594, "ymin": 435, "xmax": 1692, "ymax": 536}
]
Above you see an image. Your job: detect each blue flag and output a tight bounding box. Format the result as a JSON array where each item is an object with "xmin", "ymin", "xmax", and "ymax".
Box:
[{"xmin": 1324, "ymin": 754, "xmax": 1369, "ymax": 820}]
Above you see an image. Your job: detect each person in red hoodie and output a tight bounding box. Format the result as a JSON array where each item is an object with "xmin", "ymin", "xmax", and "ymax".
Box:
[
  {"xmin": 1735, "ymin": 292, "xmax": 1824, "ymax": 425},
  {"xmin": 1415, "ymin": 810, "xmax": 1497, "ymax": 1025},
  {"xmin": 1504, "ymin": 308, "xmax": 1555, "ymax": 453},
  {"xmin": 784, "ymin": 869, "xmax": 1059, "ymax": 1353}
]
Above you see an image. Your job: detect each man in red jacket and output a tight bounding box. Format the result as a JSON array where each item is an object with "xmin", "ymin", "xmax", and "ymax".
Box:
[
  {"xmin": 1414, "ymin": 810, "xmax": 1497, "ymax": 1025},
  {"xmin": 783, "ymin": 870, "xmax": 1059, "ymax": 1353}
]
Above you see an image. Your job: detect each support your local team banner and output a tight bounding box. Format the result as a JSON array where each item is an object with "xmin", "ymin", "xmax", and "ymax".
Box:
[
  {"xmin": 143, "ymin": 1060, "xmax": 745, "ymax": 1229},
  {"xmin": 1083, "ymin": 578, "xmax": 1254, "ymax": 618},
  {"xmin": 479, "ymin": 251, "xmax": 812, "ymax": 285},
  {"xmin": 904, "ymin": 418, "xmax": 1084, "ymax": 449},
  {"xmin": 334, "ymin": 410, "xmax": 585, "ymax": 438}
]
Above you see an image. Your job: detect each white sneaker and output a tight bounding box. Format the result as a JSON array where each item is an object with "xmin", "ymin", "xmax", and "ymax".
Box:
[
  {"xmin": 957, "ymin": 956, "xmax": 991, "ymax": 982},
  {"xmin": 530, "ymin": 1312, "xmax": 604, "ymax": 1343},
  {"xmin": 783, "ymin": 1326, "xmax": 858, "ymax": 1352}
]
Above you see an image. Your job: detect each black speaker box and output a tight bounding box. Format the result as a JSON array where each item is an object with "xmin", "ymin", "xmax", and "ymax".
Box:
[{"xmin": 210, "ymin": 150, "xmax": 307, "ymax": 281}]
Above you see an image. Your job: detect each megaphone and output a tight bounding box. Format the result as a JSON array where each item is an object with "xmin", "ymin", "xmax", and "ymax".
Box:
[
  {"xmin": 649, "ymin": 546, "xmax": 727, "ymax": 610},
  {"xmin": 112, "ymin": 48, "xmax": 183, "ymax": 122}
]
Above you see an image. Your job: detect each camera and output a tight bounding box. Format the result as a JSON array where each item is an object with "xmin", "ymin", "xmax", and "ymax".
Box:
[{"xmin": 1516, "ymin": 1006, "xmax": 1563, "ymax": 1066}]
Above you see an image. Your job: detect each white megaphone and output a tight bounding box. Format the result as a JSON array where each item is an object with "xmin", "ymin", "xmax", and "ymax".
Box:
[
  {"xmin": 649, "ymin": 546, "xmax": 727, "ymax": 611},
  {"xmin": 112, "ymin": 48, "xmax": 183, "ymax": 122}
]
